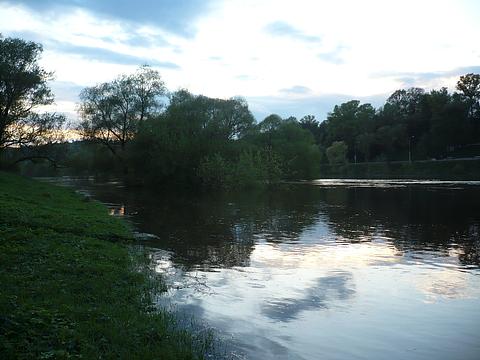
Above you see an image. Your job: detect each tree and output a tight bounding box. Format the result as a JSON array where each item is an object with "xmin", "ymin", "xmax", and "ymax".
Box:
[
  {"xmin": 356, "ymin": 133, "xmax": 374, "ymax": 161},
  {"xmin": 78, "ymin": 65, "xmax": 166, "ymax": 168},
  {"xmin": 257, "ymin": 114, "xmax": 283, "ymax": 151},
  {"xmin": 456, "ymin": 73, "xmax": 480, "ymax": 123},
  {"xmin": 130, "ymin": 90, "xmax": 256, "ymax": 184},
  {"xmin": 202, "ymin": 95, "xmax": 254, "ymax": 140},
  {"xmin": 250, "ymin": 119, "xmax": 321, "ymax": 179},
  {"xmin": 299, "ymin": 114, "xmax": 322, "ymax": 143},
  {"xmin": 456, "ymin": 73, "xmax": 480, "ymax": 101},
  {"xmin": 164, "ymin": 90, "xmax": 255, "ymax": 143},
  {"xmin": 0, "ymin": 36, "xmax": 65, "ymax": 163},
  {"xmin": 258, "ymin": 114, "xmax": 282, "ymax": 133},
  {"xmin": 322, "ymin": 100, "xmax": 375, "ymax": 160},
  {"xmin": 385, "ymin": 88, "xmax": 425, "ymax": 116},
  {"xmin": 299, "ymin": 114, "xmax": 318, "ymax": 127},
  {"xmin": 326, "ymin": 141, "xmax": 348, "ymax": 164}
]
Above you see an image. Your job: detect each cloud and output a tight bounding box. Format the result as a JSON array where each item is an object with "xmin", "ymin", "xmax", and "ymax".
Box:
[
  {"xmin": 5, "ymin": 0, "xmax": 214, "ymax": 37},
  {"xmin": 51, "ymin": 42, "xmax": 181, "ymax": 69},
  {"xmin": 279, "ymin": 85, "xmax": 312, "ymax": 95},
  {"xmin": 247, "ymin": 93, "xmax": 387, "ymax": 122},
  {"xmin": 264, "ymin": 21, "xmax": 321, "ymax": 43},
  {"xmin": 6, "ymin": 30, "xmax": 45, "ymax": 43},
  {"xmin": 121, "ymin": 32, "xmax": 170, "ymax": 48},
  {"xmin": 317, "ymin": 46, "xmax": 346, "ymax": 65},
  {"xmin": 236, "ymin": 74, "xmax": 255, "ymax": 81},
  {"xmin": 374, "ymin": 66, "xmax": 480, "ymax": 88},
  {"xmin": 3, "ymin": 0, "xmax": 478, "ymax": 123},
  {"xmin": 49, "ymin": 81, "xmax": 85, "ymax": 103}
]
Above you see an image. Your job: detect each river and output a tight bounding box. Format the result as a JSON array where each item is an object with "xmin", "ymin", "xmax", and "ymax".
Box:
[{"xmin": 40, "ymin": 177, "xmax": 480, "ymax": 360}]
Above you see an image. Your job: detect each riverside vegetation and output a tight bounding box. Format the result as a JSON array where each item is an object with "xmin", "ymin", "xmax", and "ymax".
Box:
[
  {"xmin": 1, "ymin": 36, "xmax": 480, "ymax": 186},
  {"xmin": 0, "ymin": 171, "xmax": 214, "ymax": 359}
]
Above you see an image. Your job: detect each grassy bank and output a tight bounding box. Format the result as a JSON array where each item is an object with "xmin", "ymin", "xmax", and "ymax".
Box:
[
  {"xmin": 318, "ymin": 159, "xmax": 480, "ymax": 180},
  {"xmin": 0, "ymin": 172, "xmax": 212, "ymax": 359}
]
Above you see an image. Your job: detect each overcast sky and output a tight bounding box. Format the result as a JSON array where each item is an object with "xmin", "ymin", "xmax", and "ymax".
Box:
[{"xmin": 1, "ymin": 0, "xmax": 479, "ymax": 122}]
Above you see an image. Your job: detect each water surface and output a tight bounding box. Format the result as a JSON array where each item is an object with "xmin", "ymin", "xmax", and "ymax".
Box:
[{"xmin": 42, "ymin": 177, "xmax": 480, "ymax": 360}]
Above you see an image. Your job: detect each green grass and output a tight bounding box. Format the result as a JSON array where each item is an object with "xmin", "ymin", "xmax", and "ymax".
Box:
[{"xmin": 0, "ymin": 172, "xmax": 214, "ymax": 359}]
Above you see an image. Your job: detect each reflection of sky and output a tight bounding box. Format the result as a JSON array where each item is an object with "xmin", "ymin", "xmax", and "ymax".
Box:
[
  {"xmin": 157, "ymin": 240, "xmax": 480, "ymax": 360},
  {"xmin": 415, "ymin": 268, "xmax": 479, "ymax": 303},
  {"xmin": 309, "ymin": 179, "xmax": 480, "ymax": 188}
]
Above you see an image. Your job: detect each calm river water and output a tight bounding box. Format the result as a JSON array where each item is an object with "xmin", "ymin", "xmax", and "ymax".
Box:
[{"xmin": 42, "ymin": 177, "xmax": 480, "ymax": 360}]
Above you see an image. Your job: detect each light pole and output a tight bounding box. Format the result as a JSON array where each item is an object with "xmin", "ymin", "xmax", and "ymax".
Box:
[{"xmin": 408, "ymin": 136, "xmax": 414, "ymax": 163}]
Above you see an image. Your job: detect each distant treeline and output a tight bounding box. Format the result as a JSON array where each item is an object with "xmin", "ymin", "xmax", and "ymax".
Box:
[
  {"xmin": 66, "ymin": 72, "xmax": 480, "ymax": 187},
  {"xmin": 15, "ymin": 72, "xmax": 480, "ymax": 187},
  {"xmin": 309, "ymin": 80, "xmax": 480, "ymax": 164},
  {"xmin": 2, "ymin": 36, "xmax": 480, "ymax": 186}
]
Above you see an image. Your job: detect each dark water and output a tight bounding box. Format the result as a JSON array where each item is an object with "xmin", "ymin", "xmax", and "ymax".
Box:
[{"xmin": 40, "ymin": 177, "xmax": 480, "ymax": 360}]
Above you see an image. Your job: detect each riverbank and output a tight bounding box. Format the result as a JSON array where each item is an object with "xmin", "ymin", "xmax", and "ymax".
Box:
[
  {"xmin": 318, "ymin": 158, "xmax": 480, "ymax": 180},
  {"xmin": 0, "ymin": 172, "xmax": 212, "ymax": 359}
]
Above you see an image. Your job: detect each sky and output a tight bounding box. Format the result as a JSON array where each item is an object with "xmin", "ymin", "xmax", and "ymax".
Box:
[{"xmin": 1, "ymin": 0, "xmax": 479, "ymax": 122}]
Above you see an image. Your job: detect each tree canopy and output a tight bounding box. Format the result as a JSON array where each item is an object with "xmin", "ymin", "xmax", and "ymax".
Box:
[
  {"xmin": 6, "ymin": 35, "xmax": 479, "ymax": 185},
  {"xmin": 0, "ymin": 36, "xmax": 65, "ymax": 161},
  {"xmin": 74, "ymin": 69, "xmax": 480, "ymax": 186},
  {"xmin": 78, "ymin": 65, "xmax": 166, "ymax": 165}
]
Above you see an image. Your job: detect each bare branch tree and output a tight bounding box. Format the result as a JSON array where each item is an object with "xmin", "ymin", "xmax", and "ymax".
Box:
[{"xmin": 78, "ymin": 65, "xmax": 166, "ymax": 170}]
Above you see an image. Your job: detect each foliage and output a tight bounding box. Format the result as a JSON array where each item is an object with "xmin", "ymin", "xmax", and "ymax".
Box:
[
  {"xmin": 65, "ymin": 35, "xmax": 479, "ymax": 185},
  {"xmin": 258, "ymin": 113, "xmax": 282, "ymax": 133},
  {"xmin": 456, "ymin": 73, "xmax": 480, "ymax": 101},
  {"xmin": 326, "ymin": 141, "xmax": 348, "ymax": 164},
  {"xmin": 247, "ymin": 116, "xmax": 321, "ymax": 180},
  {"xmin": 198, "ymin": 149, "xmax": 283, "ymax": 189},
  {"xmin": 78, "ymin": 65, "xmax": 166, "ymax": 168},
  {"xmin": 456, "ymin": 73, "xmax": 480, "ymax": 120},
  {"xmin": 198, "ymin": 153, "xmax": 231, "ymax": 188},
  {"xmin": 299, "ymin": 114, "xmax": 322, "ymax": 143},
  {"xmin": 129, "ymin": 90, "xmax": 257, "ymax": 186},
  {"xmin": 10, "ymin": 34, "xmax": 478, "ymax": 184},
  {"xmin": 0, "ymin": 172, "xmax": 214, "ymax": 359},
  {"xmin": 308, "ymin": 79, "xmax": 480, "ymax": 163},
  {"xmin": 0, "ymin": 36, "xmax": 65, "ymax": 163}
]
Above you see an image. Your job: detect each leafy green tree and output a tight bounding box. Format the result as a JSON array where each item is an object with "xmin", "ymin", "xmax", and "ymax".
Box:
[
  {"xmin": 0, "ymin": 36, "xmax": 65, "ymax": 164},
  {"xmin": 130, "ymin": 90, "xmax": 255, "ymax": 185},
  {"xmin": 356, "ymin": 133, "xmax": 374, "ymax": 161},
  {"xmin": 322, "ymin": 100, "xmax": 375, "ymax": 160},
  {"xmin": 198, "ymin": 153, "xmax": 231, "ymax": 188},
  {"xmin": 299, "ymin": 114, "xmax": 323, "ymax": 143},
  {"xmin": 250, "ymin": 117, "xmax": 321, "ymax": 179},
  {"xmin": 456, "ymin": 73, "xmax": 480, "ymax": 102},
  {"xmin": 456, "ymin": 73, "xmax": 480, "ymax": 136},
  {"xmin": 258, "ymin": 114, "xmax": 282, "ymax": 133},
  {"xmin": 384, "ymin": 88, "xmax": 425, "ymax": 118},
  {"xmin": 326, "ymin": 141, "xmax": 348, "ymax": 164},
  {"xmin": 166, "ymin": 90, "xmax": 254, "ymax": 141},
  {"xmin": 232, "ymin": 150, "xmax": 268, "ymax": 188}
]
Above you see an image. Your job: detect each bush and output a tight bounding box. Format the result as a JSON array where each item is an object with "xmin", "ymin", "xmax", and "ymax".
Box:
[
  {"xmin": 198, "ymin": 153, "xmax": 231, "ymax": 188},
  {"xmin": 326, "ymin": 141, "xmax": 348, "ymax": 164},
  {"xmin": 198, "ymin": 149, "xmax": 282, "ymax": 189}
]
